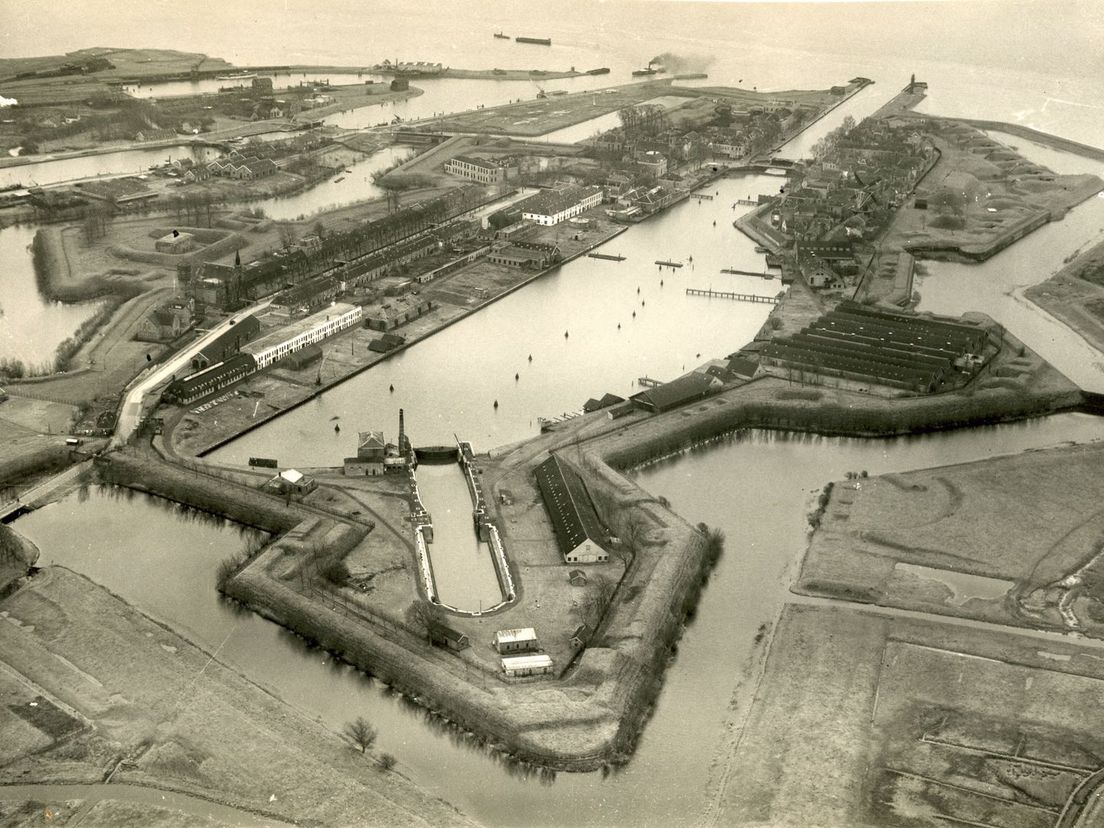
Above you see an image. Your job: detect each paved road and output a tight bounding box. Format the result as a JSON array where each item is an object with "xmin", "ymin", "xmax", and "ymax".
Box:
[
  {"xmin": 0, "ymin": 783, "xmax": 295, "ymax": 827},
  {"xmin": 112, "ymin": 300, "xmax": 270, "ymax": 447}
]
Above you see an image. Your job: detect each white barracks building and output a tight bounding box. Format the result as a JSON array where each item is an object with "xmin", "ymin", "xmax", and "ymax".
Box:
[
  {"xmin": 245, "ymin": 303, "xmax": 363, "ymax": 369},
  {"xmin": 520, "ymin": 185, "xmax": 603, "ymax": 226}
]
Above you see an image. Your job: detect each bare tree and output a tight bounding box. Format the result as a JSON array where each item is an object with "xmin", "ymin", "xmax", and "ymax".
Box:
[
  {"xmin": 345, "ymin": 717, "xmax": 377, "ymax": 753},
  {"xmin": 578, "ymin": 572, "xmax": 616, "ymax": 631},
  {"xmin": 405, "ymin": 599, "xmax": 444, "ymax": 642},
  {"xmin": 277, "ymin": 223, "xmax": 297, "ymax": 252},
  {"xmin": 614, "ymin": 508, "xmax": 649, "ymax": 564}
]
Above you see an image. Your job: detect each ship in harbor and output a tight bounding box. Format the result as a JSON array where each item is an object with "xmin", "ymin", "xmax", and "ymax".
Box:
[
  {"xmin": 586, "ymin": 67, "xmax": 611, "ymax": 75},
  {"xmin": 515, "ymin": 36, "xmax": 552, "ymax": 46},
  {"xmin": 215, "ymin": 71, "xmax": 257, "ymax": 81},
  {"xmin": 631, "ymin": 67, "xmax": 658, "ymax": 77}
]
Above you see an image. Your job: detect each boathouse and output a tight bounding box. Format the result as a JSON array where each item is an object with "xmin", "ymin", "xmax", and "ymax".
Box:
[{"xmin": 534, "ymin": 455, "xmax": 610, "ymax": 564}]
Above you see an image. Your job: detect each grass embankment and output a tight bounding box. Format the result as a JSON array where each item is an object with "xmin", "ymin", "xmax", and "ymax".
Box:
[
  {"xmin": 0, "ymin": 566, "xmax": 478, "ymax": 826},
  {"xmin": 0, "ymin": 523, "xmax": 39, "ymax": 598},
  {"xmin": 96, "ymin": 450, "xmax": 307, "ymax": 534},
  {"xmin": 11, "ymin": 230, "xmax": 144, "ymax": 377}
]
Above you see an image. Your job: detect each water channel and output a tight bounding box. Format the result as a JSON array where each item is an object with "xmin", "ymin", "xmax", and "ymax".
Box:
[
  {"xmin": 415, "ymin": 462, "xmax": 502, "ymax": 613},
  {"xmin": 210, "ymin": 174, "xmax": 782, "ymax": 466},
  {"xmin": 18, "ymin": 417, "xmax": 1104, "ymax": 826},
  {"xmin": 0, "ymin": 223, "xmax": 102, "ymax": 371},
  {"xmin": 914, "ymin": 141, "xmax": 1104, "ymax": 393},
  {"xmin": 5, "ymin": 25, "xmax": 1104, "ymax": 818}
]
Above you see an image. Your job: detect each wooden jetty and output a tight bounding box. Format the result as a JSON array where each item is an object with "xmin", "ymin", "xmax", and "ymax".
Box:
[
  {"xmin": 537, "ymin": 411, "xmax": 582, "ymax": 431},
  {"xmin": 587, "ymin": 252, "xmax": 626, "ymax": 261},
  {"xmin": 655, "ymin": 260, "xmax": 684, "ymax": 268},
  {"xmin": 637, "ymin": 376, "xmax": 663, "ymax": 388},
  {"xmin": 721, "ymin": 268, "xmax": 774, "ymax": 279},
  {"xmin": 685, "ymin": 287, "xmax": 780, "ymax": 304},
  {"xmin": 690, "ymin": 192, "xmax": 715, "ymax": 200}
]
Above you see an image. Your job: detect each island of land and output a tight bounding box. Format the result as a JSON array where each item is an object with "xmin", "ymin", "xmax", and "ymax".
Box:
[{"xmin": 2, "ymin": 45, "xmax": 1104, "ymax": 826}]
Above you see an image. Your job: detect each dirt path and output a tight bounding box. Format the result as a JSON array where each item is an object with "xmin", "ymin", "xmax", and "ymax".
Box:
[{"xmin": 0, "ymin": 783, "xmax": 295, "ymax": 828}]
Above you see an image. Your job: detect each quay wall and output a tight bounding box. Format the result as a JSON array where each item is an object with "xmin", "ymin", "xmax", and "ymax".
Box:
[{"xmin": 196, "ymin": 223, "xmax": 631, "ymax": 458}]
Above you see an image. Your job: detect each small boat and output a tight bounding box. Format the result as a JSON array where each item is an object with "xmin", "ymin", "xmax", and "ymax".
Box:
[
  {"xmin": 516, "ymin": 36, "xmax": 552, "ymax": 45},
  {"xmin": 632, "ymin": 68, "xmax": 657, "ymax": 77},
  {"xmin": 333, "ymin": 176, "xmax": 345, "ymax": 183},
  {"xmin": 389, "ymin": 384, "xmax": 394, "ymax": 393},
  {"xmin": 515, "ymin": 373, "xmax": 519, "ymax": 381},
  {"xmin": 528, "ymin": 354, "xmax": 532, "ymax": 362},
  {"xmin": 494, "ymin": 399, "xmax": 499, "ymax": 409},
  {"xmin": 216, "ymin": 71, "xmax": 257, "ymax": 81},
  {"xmin": 564, "ymin": 330, "xmax": 569, "ymax": 338},
  {"xmin": 494, "ymin": 31, "xmax": 509, "ymax": 39},
  {"xmin": 585, "ymin": 67, "xmax": 611, "ymax": 75},
  {"xmin": 334, "ymin": 424, "xmax": 341, "ymax": 433}
]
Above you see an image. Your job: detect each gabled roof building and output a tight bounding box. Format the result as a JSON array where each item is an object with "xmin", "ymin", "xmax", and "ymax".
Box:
[{"xmin": 534, "ymin": 455, "xmax": 609, "ymax": 564}]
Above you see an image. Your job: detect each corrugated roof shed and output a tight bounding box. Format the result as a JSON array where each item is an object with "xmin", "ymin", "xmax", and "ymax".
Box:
[
  {"xmin": 494, "ymin": 628, "xmax": 537, "ymax": 645},
  {"xmin": 637, "ymin": 372, "xmax": 718, "ymax": 412}
]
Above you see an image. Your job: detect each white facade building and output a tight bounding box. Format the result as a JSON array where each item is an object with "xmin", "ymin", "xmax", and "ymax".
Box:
[
  {"xmin": 246, "ymin": 303, "xmax": 362, "ymax": 369},
  {"xmin": 444, "ymin": 155, "xmax": 508, "ymax": 184},
  {"xmin": 521, "ymin": 185, "xmax": 603, "ymax": 226}
]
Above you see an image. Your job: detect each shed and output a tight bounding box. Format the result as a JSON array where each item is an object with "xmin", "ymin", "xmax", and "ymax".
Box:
[
  {"xmin": 583, "ymin": 392, "xmax": 625, "ymax": 413},
  {"xmin": 633, "ymin": 373, "xmax": 720, "ymax": 413},
  {"xmin": 568, "ymin": 569, "xmax": 588, "ymax": 587},
  {"xmin": 726, "ymin": 356, "xmax": 759, "ymax": 380},
  {"xmin": 428, "ymin": 621, "xmax": 470, "ymax": 651},
  {"xmin": 493, "ymin": 627, "xmax": 539, "ymax": 654},
  {"xmin": 270, "ymin": 468, "xmax": 317, "ymax": 495},
  {"xmin": 501, "ymin": 654, "xmax": 553, "ymax": 677},
  {"xmin": 281, "ymin": 343, "xmax": 323, "ymax": 370}
]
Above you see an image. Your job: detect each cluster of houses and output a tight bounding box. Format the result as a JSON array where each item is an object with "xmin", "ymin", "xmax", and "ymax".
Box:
[
  {"xmin": 206, "ymin": 151, "xmax": 279, "ymax": 181},
  {"xmin": 772, "ymin": 118, "xmax": 935, "ymax": 245}
]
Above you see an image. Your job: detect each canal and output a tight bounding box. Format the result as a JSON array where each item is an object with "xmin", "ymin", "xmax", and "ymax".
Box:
[
  {"xmin": 0, "ymin": 144, "xmax": 219, "ymax": 190},
  {"xmin": 209, "ymin": 173, "xmax": 783, "ymax": 466},
  {"xmin": 0, "ymin": 224, "xmax": 102, "ymax": 371},
  {"xmin": 415, "ymin": 462, "xmax": 503, "ymax": 613},
  {"xmin": 17, "ymin": 417, "xmax": 1104, "ymax": 826},
  {"xmin": 914, "ymin": 141, "xmax": 1104, "ymax": 393}
]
